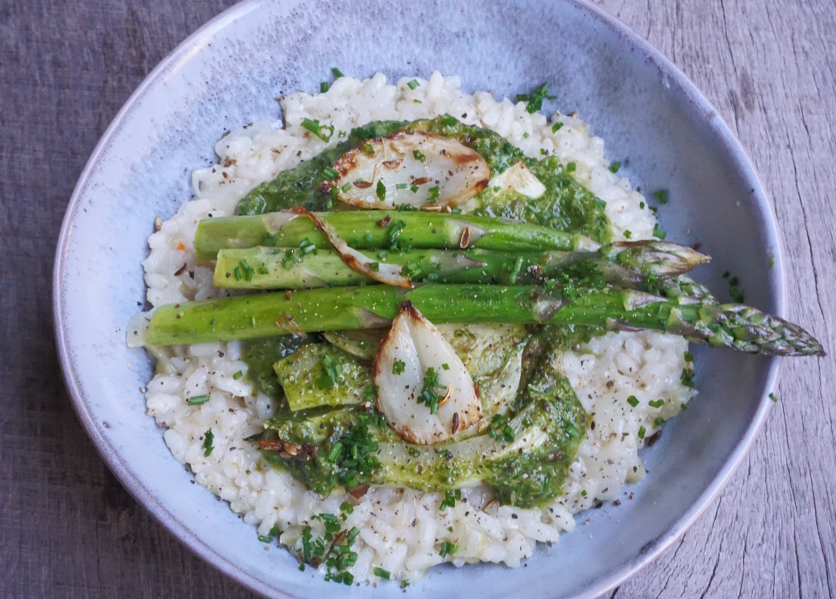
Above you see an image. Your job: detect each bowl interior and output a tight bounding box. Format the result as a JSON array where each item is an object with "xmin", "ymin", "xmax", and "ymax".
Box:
[{"xmin": 54, "ymin": 1, "xmax": 782, "ymax": 597}]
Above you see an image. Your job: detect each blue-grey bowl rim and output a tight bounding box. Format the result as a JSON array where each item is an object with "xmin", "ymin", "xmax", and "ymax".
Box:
[{"xmin": 52, "ymin": 0, "xmax": 785, "ymax": 597}]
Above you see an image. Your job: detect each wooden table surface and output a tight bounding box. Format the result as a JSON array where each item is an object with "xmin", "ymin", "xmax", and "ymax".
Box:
[{"xmin": 2, "ymin": 0, "xmax": 833, "ymax": 597}]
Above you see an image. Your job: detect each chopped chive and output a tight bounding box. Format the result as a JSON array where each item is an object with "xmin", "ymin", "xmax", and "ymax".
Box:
[
  {"xmin": 681, "ymin": 368, "xmax": 695, "ymax": 388},
  {"xmin": 413, "ymin": 149, "xmax": 426, "ymax": 162},
  {"xmin": 770, "ymin": 392, "xmax": 778, "ymax": 403},
  {"xmin": 594, "ymin": 197, "xmax": 607, "ymax": 210},
  {"xmin": 407, "ymin": 79, "xmax": 420, "ymax": 90},
  {"xmin": 374, "ymin": 567, "xmax": 391, "ymax": 579},
  {"xmin": 202, "ymin": 428, "xmax": 214, "ymax": 456},
  {"xmin": 258, "ymin": 535, "xmax": 272, "ymax": 543},
  {"xmin": 341, "ymin": 182, "xmax": 352, "ymax": 192},
  {"xmin": 515, "ymin": 82, "xmax": 556, "ymax": 114},
  {"xmin": 327, "ymin": 442, "xmax": 344, "ymax": 462},
  {"xmin": 239, "ymin": 259, "xmax": 253, "ymax": 282},
  {"xmin": 681, "ymin": 402, "xmax": 688, "ymax": 411},
  {"xmin": 639, "ymin": 201, "xmax": 645, "ymax": 209},
  {"xmin": 376, "ymin": 180, "xmax": 386, "ymax": 201},
  {"xmin": 396, "ymin": 183, "xmax": 408, "ymax": 190},
  {"xmin": 552, "ymin": 122, "xmax": 564, "ymax": 133},
  {"xmin": 233, "ymin": 266, "xmax": 242, "ymax": 281},
  {"xmin": 331, "ymin": 67, "xmax": 344, "ymax": 78},
  {"xmin": 362, "ymin": 142, "xmax": 374, "ymax": 156},
  {"xmin": 648, "ymin": 399, "xmax": 665, "ymax": 408},
  {"xmin": 441, "ymin": 363, "xmax": 450, "ymax": 370},
  {"xmin": 233, "ymin": 370, "xmax": 243, "ymax": 380},
  {"xmin": 637, "ymin": 426, "xmax": 646, "ymax": 439},
  {"xmin": 566, "ymin": 162, "xmax": 576, "ymax": 172},
  {"xmin": 684, "ymin": 351, "xmax": 694, "ymax": 362},
  {"xmin": 439, "ymin": 541, "xmax": 459, "ymax": 557},
  {"xmin": 258, "ymin": 266, "xmax": 269, "ymax": 275},
  {"xmin": 439, "ymin": 489, "xmax": 461, "ymax": 510},
  {"xmin": 320, "ymin": 81, "xmax": 329, "ymax": 93},
  {"xmin": 322, "ymin": 166, "xmax": 339, "ymax": 180},
  {"xmin": 565, "ymin": 423, "xmax": 580, "ymax": 438},
  {"xmin": 652, "ymin": 224, "xmax": 666, "ymax": 239},
  {"xmin": 188, "ymin": 394, "xmax": 210, "ymax": 406},
  {"xmin": 627, "ymin": 395, "xmax": 639, "ymax": 408},
  {"xmin": 624, "ymin": 230, "xmax": 632, "ymax": 239},
  {"xmin": 581, "ymin": 489, "xmax": 587, "ymax": 497},
  {"xmin": 610, "ymin": 161, "xmax": 621, "ymax": 173},
  {"xmin": 410, "ymin": 182, "xmax": 419, "ymax": 193},
  {"xmin": 653, "ymin": 417, "xmax": 666, "ymax": 428},
  {"xmin": 340, "ymin": 501, "xmax": 354, "ymax": 515},
  {"xmin": 300, "ymin": 117, "xmax": 334, "ymax": 142},
  {"xmin": 653, "ymin": 189, "xmax": 668, "ymax": 204}
]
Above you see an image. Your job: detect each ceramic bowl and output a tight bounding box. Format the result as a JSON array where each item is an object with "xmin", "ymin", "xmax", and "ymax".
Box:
[{"xmin": 53, "ymin": 0, "xmax": 784, "ymax": 597}]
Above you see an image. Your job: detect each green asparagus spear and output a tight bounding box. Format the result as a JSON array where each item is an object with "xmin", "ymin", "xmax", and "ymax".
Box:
[
  {"xmin": 193, "ymin": 211, "xmax": 603, "ymax": 261},
  {"xmin": 146, "ymin": 284, "xmax": 824, "ymax": 356},
  {"xmin": 214, "ymin": 242, "xmax": 708, "ymax": 290}
]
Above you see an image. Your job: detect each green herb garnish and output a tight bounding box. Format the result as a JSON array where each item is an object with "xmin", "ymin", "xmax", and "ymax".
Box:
[
  {"xmin": 300, "ymin": 117, "xmax": 334, "ymax": 142},
  {"xmin": 416, "ymin": 367, "xmax": 446, "ymax": 414},
  {"xmin": 515, "ymin": 82, "xmax": 556, "ymax": 114},
  {"xmin": 440, "ymin": 489, "xmax": 461, "ymax": 511},
  {"xmin": 652, "ymin": 224, "xmax": 666, "ymax": 239},
  {"xmin": 653, "ymin": 189, "xmax": 668, "ymax": 204},
  {"xmin": 202, "ymin": 429, "xmax": 214, "ymax": 456}
]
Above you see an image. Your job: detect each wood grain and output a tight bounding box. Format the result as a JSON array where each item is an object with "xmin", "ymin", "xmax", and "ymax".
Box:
[{"xmin": 1, "ymin": 1, "xmax": 832, "ymax": 597}]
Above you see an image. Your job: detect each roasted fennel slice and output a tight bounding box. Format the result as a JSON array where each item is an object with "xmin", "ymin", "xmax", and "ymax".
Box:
[
  {"xmin": 260, "ymin": 349, "xmax": 587, "ymax": 508},
  {"xmin": 321, "ymin": 330, "xmax": 384, "ymax": 360},
  {"xmin": 273, "ymin": 344, "xmax": 374, "ymax": 412}
]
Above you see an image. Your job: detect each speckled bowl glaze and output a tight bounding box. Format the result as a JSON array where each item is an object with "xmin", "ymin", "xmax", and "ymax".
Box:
[{"xmin": 53, "ymin": 1, "xmax": 785, "ymax": 597}]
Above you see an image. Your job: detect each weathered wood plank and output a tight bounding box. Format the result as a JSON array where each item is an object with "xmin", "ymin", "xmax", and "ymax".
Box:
[
  {"xmin": 593, "ymin": 0, "xmax": 836, "ymax": 597},
  {"xmin": 0, "ymin": 0, "xmax": 832, "ymax": 597}
]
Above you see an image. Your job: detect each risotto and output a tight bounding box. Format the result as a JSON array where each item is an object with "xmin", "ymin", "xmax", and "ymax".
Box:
[{"xmin": 136, "ymin": 72, "xmax": 696, "ymax": 584}]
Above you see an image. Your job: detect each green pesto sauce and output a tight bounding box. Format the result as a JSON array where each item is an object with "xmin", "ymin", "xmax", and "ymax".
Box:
[
  {"xmin": 250, "ymin": 327, "xmax": 599, "ymax": 508},
  {"xmin": 472, "ymin": 156, "xmax": 612, "ymax": 244},
  {"xmin": 242, "ymin": 336, "xmax": 313, "ymax": 399},
  {"xmin": 233, "ymin": 115, "xmax": 611, "ymax": 244}
]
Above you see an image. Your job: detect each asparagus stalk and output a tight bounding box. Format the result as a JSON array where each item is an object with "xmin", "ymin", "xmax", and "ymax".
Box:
[
  {"xmin": 146, "ymin": 284, "xmax": 824, "ymax": 356},
  {"xmin": 193, "ymin": 211, "xmax": 603, "ymax": 260},
  {"xmin": 214, "ymin": 242, "xmax": 709, "ymax": 290}
]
